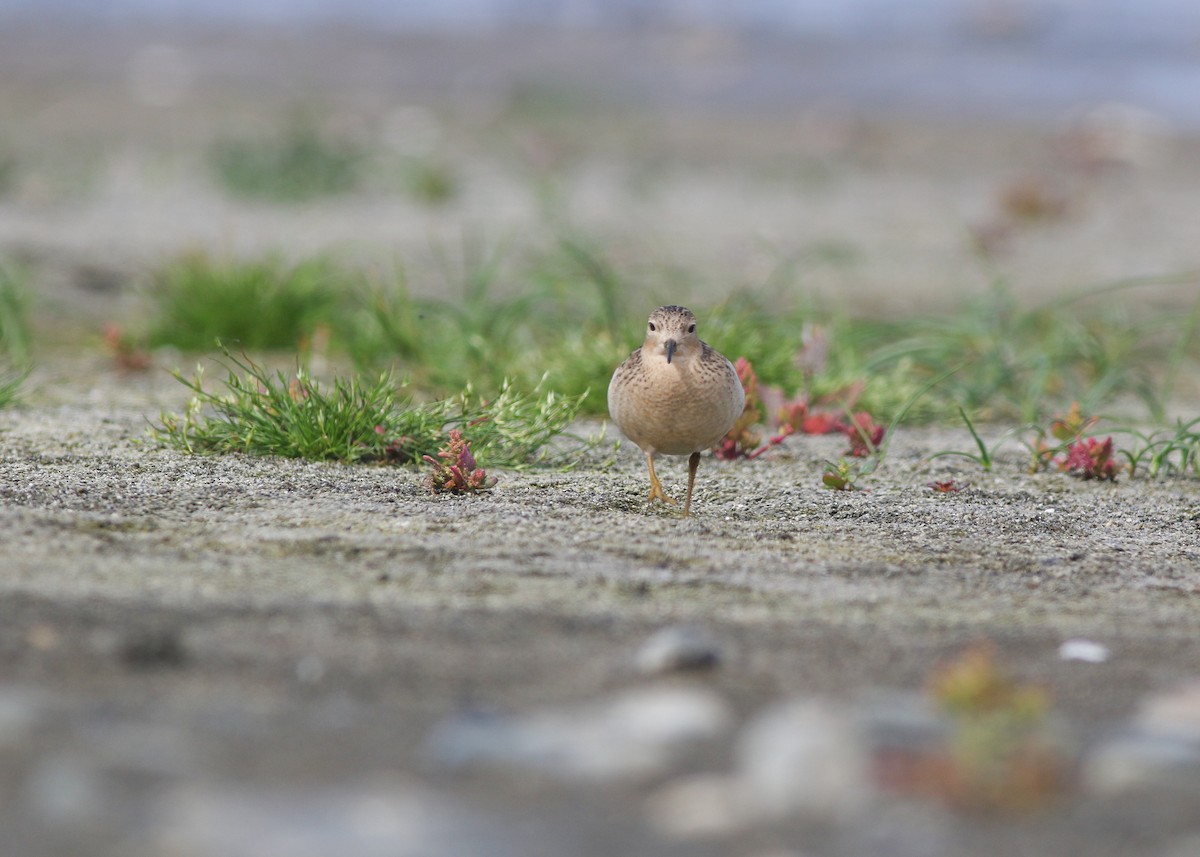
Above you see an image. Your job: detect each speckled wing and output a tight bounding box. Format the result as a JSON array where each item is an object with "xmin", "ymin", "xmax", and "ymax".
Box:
[{"xmin": 607, "ymin": 345, "xmax": 643, "ymax": 430}]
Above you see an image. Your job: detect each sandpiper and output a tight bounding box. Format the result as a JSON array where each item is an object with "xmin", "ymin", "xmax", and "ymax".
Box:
[{"xmin": 608, "ymin": 305, "xmax": 745, "ymax": 517}]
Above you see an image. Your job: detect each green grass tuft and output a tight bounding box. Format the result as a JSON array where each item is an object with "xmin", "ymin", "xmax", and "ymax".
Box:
[
  {"xmin": 209, "ymin": 122, "xmax": 362, "ymax": 202},
  {"xmin": 0, "ymin": 259, "xmax": 32, "ymax": 407},
  {"xmin": 862, "ymin": 280, "xmax": 1185, "ymax": 423},
  {"xmin": 0, "ymin": 364, "xmax": 26, "ymax": 409},
  {"xmin": 149, "ymin": 348, "xmax": 596, "ymax": 469},
  {"xmin": 0, "ymin": 259, "xmax": 32, "ymax": 363},
  {"xmin": 147, "ymin": 253, "xmax": 351, "ymax": 351},
  {"xmin": 403, "ymin": 158, "xmax": 457, "ymax": 205}
]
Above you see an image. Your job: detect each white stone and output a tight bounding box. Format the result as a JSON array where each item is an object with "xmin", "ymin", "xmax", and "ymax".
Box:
[
  {"xmin": 735, "ymin": 698, "xmax": 871, "ymax": 822},
  {"xmin": 427, "ymin": 686, "xmax": 732, "ymax": 783},
  {"xmin": 1058, "ymin": 639, "xmax": 1110, "ymax": 663}
]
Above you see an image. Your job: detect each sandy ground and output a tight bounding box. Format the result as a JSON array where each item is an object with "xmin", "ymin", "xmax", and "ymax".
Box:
[{"xmin": 2, "ymin": 21, "xmax": 1200, "ymax": 857}]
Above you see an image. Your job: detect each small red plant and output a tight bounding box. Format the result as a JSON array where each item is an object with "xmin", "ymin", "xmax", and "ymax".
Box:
[
  {"xmin": 714, "ymin": 358, "xmax": 876, "ymax": 461},
  {"xmin": 876, "ymin": 644, "xmax": 1066, "ymax": 813},
  {"xmin": 759, "ymin": 386, "xmax": 847, "ymax": 437},
  {"xmin": 713, "ymin": 424, "xmax": 795, "ymax": 461},
  {"xmin": 1028, "ymin": 403, "xmax": 1104, "ymax": 473},
  {"xmin": 801, "ymin": 411, "xmax": 846, "ymax": 435},
  {"xmin": 1057, "ymin": 436, "xmax": 1121, "ymax": 481},
  {"xmin": 927, "ymin": 480, "xmax": 962, "ymax": 493},
  {"xmin": 844, "ymin": 411, "xmax": 885, "ymax": 458},
  {"xmin": 713, "ymin": 357, "xmax": 763, "ymax": 460},
  {"xmin": 713, "ymin": 357, "xmax": 796, "ymax": 460},
  {"xmin": 774, "ymin": 398, "xmax": 811, "ymax": 434},
  {"xmin": 920, "ymin": 643, "xmax": 1065, "ymax": 812},
  {"xmin": 423, "ymin": 429, "xmax": 496, "ymax": 493},
  {"xmin": 103, "ymin": 324, "xmax": 151, "ymax": 372}
]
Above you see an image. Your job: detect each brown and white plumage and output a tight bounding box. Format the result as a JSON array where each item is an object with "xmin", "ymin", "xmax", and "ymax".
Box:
[{"xmin": 608, "ymin": 305, "xmax": 744, "ymax": 517}]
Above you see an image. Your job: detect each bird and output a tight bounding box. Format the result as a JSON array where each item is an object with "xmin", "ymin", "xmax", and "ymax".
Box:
[{"xmin": 608, "ymin": 305, "xmax": 745, "ymax": 517}]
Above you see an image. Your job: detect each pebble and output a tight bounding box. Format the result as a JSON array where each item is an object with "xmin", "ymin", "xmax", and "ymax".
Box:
[
  {"xmin": 734, "ymin": 698, "xmax": 871, "ymax": 822},
  {"xmin": 634, "ymin": 625, "xmax": 723, "ymax": 675},
  {"xmin": 648, "ymin": 697, "xmax": 876, "ymax": 837},
  {"xmin": 426, "ymin": 686, "xmax": 731, "ymax": 782},
  {"xmin": 1058, "ymin": 639, "xmax": 1110, "ymax": 663},
  {"xmin": 118, "ymin": 627, "xmax": 189, "ymax": 669}
]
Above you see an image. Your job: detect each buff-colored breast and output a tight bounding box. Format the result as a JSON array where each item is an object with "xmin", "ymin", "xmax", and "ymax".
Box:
[{"xmin": 608, "ymin": 343, "xmax": 744, "ymax": 456}]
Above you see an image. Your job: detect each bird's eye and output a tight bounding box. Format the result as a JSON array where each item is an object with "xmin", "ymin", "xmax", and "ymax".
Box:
[
  {"xmin": 687, "ymin": 323, "xmax": 696, "ymax": 333},
  {"xmin": 648, "ymin": 322, "xmax": 657, "ymax": 331}
]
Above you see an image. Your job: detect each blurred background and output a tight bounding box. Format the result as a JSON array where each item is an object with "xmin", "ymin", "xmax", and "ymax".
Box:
[{"xmin": 1, "ymin": 0, "xmax": 1198, "ymax": 327}]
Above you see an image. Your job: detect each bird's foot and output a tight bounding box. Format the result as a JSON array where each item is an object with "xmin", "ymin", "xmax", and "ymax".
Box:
[
  {"xmin": 644, "ymin": 453, "xmax": 676, "ymax": 507},
  {"xmin": 648, "ymin": 481, "xmax": 677, "ymax": 506}
]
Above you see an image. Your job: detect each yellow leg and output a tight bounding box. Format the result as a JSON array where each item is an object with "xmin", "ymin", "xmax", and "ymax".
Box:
[
  {"xmin": 683, "ymin": 451, "xmax": 701, "ymax": 517},
  {"xmin": 646, "ymin": 452, "xmax": 676, "ymax": 506}
]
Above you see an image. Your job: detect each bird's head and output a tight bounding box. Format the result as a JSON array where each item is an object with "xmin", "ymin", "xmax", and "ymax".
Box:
[{"xmin": 643, "ymin": 305, "xmax": 700, "ymax": 365}]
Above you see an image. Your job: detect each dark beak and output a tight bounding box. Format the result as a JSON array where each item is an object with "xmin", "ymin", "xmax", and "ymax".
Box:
[{"xmin": 665, "ymin": 339, "xmax": 677, "ymax": 364}]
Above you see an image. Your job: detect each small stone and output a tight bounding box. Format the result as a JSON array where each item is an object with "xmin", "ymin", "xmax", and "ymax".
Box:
[
  {"xmin": 635, "ymin": 625, "xmax": 723, "ymax": 675},
  {"xmin": 735, "ymin": 699, "xmax": 871, "ymax": 822},
  {"xmin": 1058, "ymin": 639, "xmax": 1110, "ymax": 663},
  {"xmin": 426, "ymin": 687, "xmax": 731, "ymax": 783},
  {"xmin": 119, "ymin": 628, "xmax": 188, "ymax": 669}
]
